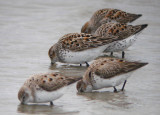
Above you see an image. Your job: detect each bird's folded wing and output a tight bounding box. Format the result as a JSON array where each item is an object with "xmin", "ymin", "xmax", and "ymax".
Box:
[
  {"xmin": 92, "ymin": 8, "xmax": 141, "ymax": 24},
  {"xmin": 59, "ymin": 33, "xmax": 119, "ymax": 51},
  {"xmin": 95, "ymin": 23, "xmax": 145, "ymax": 39},
  {"xmin": 37, "ymin": 73, "xmax": 81, "ymax": 91},
  {"xmin": 92, "ymin": 58, "xmax": 147, "ymax": 79}
]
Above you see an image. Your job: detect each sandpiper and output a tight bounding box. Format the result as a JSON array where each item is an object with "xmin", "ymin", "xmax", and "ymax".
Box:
[
  {"xmin": 76, "ymin": 57, "xmax": 148, "ymax": 92},
  {"xmin": 18, "ymin": 73, "xmax": 81, "ymax": 105},
  {"xmin": 94, "ymin": 23, "xmax": 148, "ymax": 58},
  {"xmin": 48, "ymin": 33, "xmax": 128, "ymax": 66},
  {"xmin": 81, "ymin": 8, "xmax": 142, "ymax": 34}
]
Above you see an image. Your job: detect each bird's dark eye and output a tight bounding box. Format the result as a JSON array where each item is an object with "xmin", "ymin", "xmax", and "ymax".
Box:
[
  {"xmin": 89, "ymin": 72, "xmax": 92, "ymax": 79},
  {"xmin": 80, "ymin": 88, "xmax": 83, "ymax": 92},
  {"xmin": 50, "ymin": 52, "xmax": 55, "ymax": 58},
  {"xmin": 22, "ymin": 95, "xmax": 25, "ymax": 100}
]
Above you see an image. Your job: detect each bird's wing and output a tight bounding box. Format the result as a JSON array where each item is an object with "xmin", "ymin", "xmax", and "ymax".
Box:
[
  {"xmin": 58, "ymin": 33, "xmax": 119, "ymax": 51},
  {"xmin": 34, "ymin": 73, "xmax": 81, "ymax": 91},
  {"xmin": 92, "ymin": 8, "xmax": 142, "ymax": 24},
  {"xmin": 90, "ymin": 57, "xmax": 148, "ymax": 79},
  {"xmin": 95, "ymin": 23, "xmax": 147, "ymax": 38}
]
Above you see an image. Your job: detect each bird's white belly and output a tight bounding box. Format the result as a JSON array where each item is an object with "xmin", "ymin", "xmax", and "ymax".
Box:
[
  {"xmin": 63, "ymin": 45, "xmax": 109, "ymax": 64},
  {"xmin": 34, "ymin": 89, "xmax": 64, "ymax": 103},
  {"xmin": 104, "ymin": 35, "xmax": 137, "ymax": 52},
  {"xmin": 92, "ymin": 72, "xmax": 132, "ymax": 90}
]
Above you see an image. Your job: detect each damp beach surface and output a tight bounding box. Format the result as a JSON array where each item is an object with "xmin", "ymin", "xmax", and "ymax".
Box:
[{"xmin": 0, "ymin": 0, "xmax": 160, "ymax": 115}]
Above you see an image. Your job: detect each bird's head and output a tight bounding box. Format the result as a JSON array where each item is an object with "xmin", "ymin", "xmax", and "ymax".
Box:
[
  {"xmin": 18, "ymin": 86, "xmax": 31, "ymax": 104},
  {"xmin": 81, "ymin": 21, "xmax": 92, "ymax": 34},
  {"xmin": 48, "ymin": 44, "xmax": 58, "ymax": 64},
  {"xmin": 76, "ymin": 79, "xmax": 92, "ymax": 93}
]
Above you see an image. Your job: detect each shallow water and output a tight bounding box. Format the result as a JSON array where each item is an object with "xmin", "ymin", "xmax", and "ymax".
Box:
[{"xmin": 0, "ymin": 0, "xmax": 160, "ymax": 114}]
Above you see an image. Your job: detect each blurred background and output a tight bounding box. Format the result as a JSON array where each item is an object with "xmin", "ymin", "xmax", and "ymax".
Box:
[{"xmin": 0, "ymin": 0, "xmax": 160, "ymax": 114}]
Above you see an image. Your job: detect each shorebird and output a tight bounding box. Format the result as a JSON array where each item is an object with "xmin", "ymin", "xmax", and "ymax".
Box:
[
  {"xmin": 48, "ymin": 33, "xmax": 128, "ymax": 66},
  {"xmin": 76, "ymin": 57, "xmax": 148, "ymax": 92},
  {"xmin": 81, "ymin": 8, "xmax": 142, "ymax": 34},
  {"xmin": 18, "ymin": 73, "xmax": 81, "ymax": 105},
  {"xmin": 94, "ymin": 23, "xmax": 148, "ymax": 58}
]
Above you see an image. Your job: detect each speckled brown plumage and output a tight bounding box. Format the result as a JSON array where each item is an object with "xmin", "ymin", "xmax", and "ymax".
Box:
[
  {"xmin": 81, "ymin": 8, "xmax": 142, "ymax": 34},
  {"xmin": 91, "ymin": 8, "xmax": 142, "ymax": 23},
  {"xmin": 24, "ymin": 73, "xmax": 81, "ymax": 92},
  {"xmin": 48, "ymin": 32, "xmax": 142, "ymax": 64},
  {"xmin": 84, "ymin": 57, "xmax": 148, "ymax": 81},
  {"xmin": 18, "ymin": 73, "xmax": 82, "ymax": 104},
  {"xmin": 76, "ymin": 57, "xmax": 148, "ymax": 92},
  {"xmin": 58, "ymin": 33, "xmax": 119, "ymax": 51},
  {"xmin": 94, "ymin": 23, "xmax": 148, "ymax": 38}
]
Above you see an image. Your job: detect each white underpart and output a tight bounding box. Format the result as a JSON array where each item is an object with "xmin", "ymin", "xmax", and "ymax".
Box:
[
  {"xmin": 92, "ymin": 72, "xmax": 133, "ymax": 90},
  {"xmin": 63, "ymin": 44, "xmax": 110, "ymax": 64},
  {"xmin": 33, "ymin": 87, "xmax": 65, "ymax": 103},
  {"xmin": 104, "ymin": 35, "xmax": 137, "ymax": 52}
]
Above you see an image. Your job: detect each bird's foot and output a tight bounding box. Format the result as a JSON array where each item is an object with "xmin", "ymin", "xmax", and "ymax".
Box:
[
  {"xmin": 122, "ymin": 51, "xmax": 125, "ymax": 58},
  {"xmin": 85, "ymin": 62, "xmax": 89, "ymax": 67},
  {"xmin": 113, "ymin": 87, "xmax": 118, "ymax": 93},
  {"xmin": 50, "ymin": 101, "xmax": 54, "ymax": 106}
]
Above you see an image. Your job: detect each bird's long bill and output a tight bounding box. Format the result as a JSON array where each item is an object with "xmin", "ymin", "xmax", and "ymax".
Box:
[
  {"xmin": 20, "ymin": 98, "xmax": 25, "ymax": 105},
  {"xmin": 79, "ymin": 88, "xmax": 83, "ymax": 93},
  {"xmin": 51, "ymin": 61, "xmax": 55, "ymax": 65},
  {"xmin": 20, "ymin": 101, "xmax": 25, "ymax": 105}
]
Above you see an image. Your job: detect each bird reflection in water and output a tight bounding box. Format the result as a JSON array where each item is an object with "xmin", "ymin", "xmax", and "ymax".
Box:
[
  {"xmin": 17, "ymin": 104, "xmax": 79, "ymax": 114},
  {"xmin": 49, "ymin": 62, "xmax": 87, "ymax": 77},
  {"xmin": 77, "ymin": 91, "xmax": 132, "ymax": 109}
]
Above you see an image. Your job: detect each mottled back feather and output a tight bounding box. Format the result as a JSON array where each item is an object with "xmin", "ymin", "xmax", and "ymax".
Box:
[
  {"xmin": 81, "ymin": 8, "xmax": 142, "ymax": 34},
  {"xmin": 91, "ymin": 8, "xmax": 142, "ymax": 25},
  {"xmin": 84, "ymin": 57, "xmax": 148, "ymax": 81},
  {"xmin": 25, "ymin": 73, "xmax": 82, "ymax": 92},
  {"xmin": 95, "ymin": 23, "xmax": 148, "ymax": 38},
  {"xmin": 58, "ymin": 33, "xmax": 120, "ymax": 51}
]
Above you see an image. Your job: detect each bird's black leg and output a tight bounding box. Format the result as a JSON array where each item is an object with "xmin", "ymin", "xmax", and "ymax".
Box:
[
  {"xmin": 80, "ymin": 64, "xmax": 82, "ymax": 66},
  {"xmin": 113, "ymin": 86, "xmax": 117, "ymax": 92},
  {"xmin": 110, "ymin": 52, "xmax": 113, "ymax": 56},
  {"xmin": 50, "ymin": 101, "xmax": 54, "ymax": 106},
  {"xmin": 85, "ymin": 62, "xmax": 89, "ymax": 67},
  {"xmin": 121, "ymin": 80, "xmax": 127, "ymax": 91},
  {"xmin": 122, "ymin": 51, "xmax": 125, "ymax": 58}
]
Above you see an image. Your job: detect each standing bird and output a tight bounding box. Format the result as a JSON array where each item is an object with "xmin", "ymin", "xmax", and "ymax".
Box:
[
  {"xmin": 18, "ymin": 73, "xmax": 81, "ymax": 105},
  {"xmin": 76, "ymin": 57, "xmax": 148, "ymax": 93},
  {"xmin": 81, "ymin": 8, "xmax": 142, "ymax": 34},
  {"xmin": 94, "ymin": 23, "xmax": 148, "ymax": 58},
  {"xmin": 48, "ymin": 33, "xmax": 128, "ymax": 66}
]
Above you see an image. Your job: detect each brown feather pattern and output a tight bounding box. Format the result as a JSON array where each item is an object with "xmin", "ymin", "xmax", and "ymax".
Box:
[
  {"xmin": 58, "ymin": 33, "xmax": 120, "ymax": 52},
  {"xmin": 81, "ymin": 8, "xmax": 142, "ymax": 34},
  {"xmin": 83, "ymin": 57, "xmax": 148, "ymax": 81},
  {"xmin": 94, "ymin": 23, "xmax": 147, "ymax": 38},
  {"xmin": 91, "ymin": 8, "xmax": 142, "ymax": 25},
  {"xmin": 24, "ymin": 73, "xmax": 82, "ymax": 92}
]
